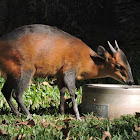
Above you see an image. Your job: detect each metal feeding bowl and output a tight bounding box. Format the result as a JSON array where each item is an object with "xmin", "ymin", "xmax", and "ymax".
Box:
[{"xmin": 81, "ymin": 84, "xmax": 140, "ymax": 118}]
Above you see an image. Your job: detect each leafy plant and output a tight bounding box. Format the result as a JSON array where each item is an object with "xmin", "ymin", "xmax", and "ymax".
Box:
[{"xmin": 0, "ymin": 77, "xmax": 140, "ymax": 140}]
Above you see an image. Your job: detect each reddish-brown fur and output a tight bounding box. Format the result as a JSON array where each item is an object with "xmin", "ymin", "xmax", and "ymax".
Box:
[
  {"xmin": 0, "ymin": 24, "xmax": 133, "ymax": 120},
  {"xmin": 0, "ymin": 28, "xmax": 105, "ymax": 80}
]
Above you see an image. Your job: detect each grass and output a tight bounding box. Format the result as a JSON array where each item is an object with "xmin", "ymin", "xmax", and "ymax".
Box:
[{"xmin": 0, "ymin": 77, "xmax": 140, "ymax": 140}]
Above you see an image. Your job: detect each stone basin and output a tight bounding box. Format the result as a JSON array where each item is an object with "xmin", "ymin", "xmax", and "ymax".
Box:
[{"xmin": 81, "ymin": 84, "xmax": 140, "ymax": 118}]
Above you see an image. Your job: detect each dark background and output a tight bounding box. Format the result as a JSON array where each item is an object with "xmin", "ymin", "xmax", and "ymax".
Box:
[{"xmin": 0, "ymin": 0, "xmax": 139, "ymax": 84}]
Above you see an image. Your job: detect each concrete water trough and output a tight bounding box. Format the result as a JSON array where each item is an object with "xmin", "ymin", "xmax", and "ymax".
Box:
[{"xmin": 81, "ymin": 84, "xmax": 140, "ymax": 118}]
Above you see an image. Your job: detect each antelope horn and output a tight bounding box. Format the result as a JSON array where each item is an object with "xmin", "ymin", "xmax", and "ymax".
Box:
[
  {"xmin": 115, "ymin": 40, "xmax": 120, "ymax": 50},
  {"xmin": 107, "ymin": 41, "xmax": 116, "ymax": 54}
]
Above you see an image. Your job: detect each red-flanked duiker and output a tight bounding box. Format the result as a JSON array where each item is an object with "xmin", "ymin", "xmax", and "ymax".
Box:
[{"xmin": 0, "ymin": 24, "xmax": 134, "ymax": 120}]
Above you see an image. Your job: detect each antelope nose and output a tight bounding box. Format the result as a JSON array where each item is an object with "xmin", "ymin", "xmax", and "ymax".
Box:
[{"xmin": 127, "ymin": 80, "xmax": 134, "ymax": 85}]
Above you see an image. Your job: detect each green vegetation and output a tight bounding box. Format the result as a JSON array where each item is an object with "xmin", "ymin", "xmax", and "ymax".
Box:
[{"xmin": 0, "ymin": 77, "xmax": 140, "ymax": 140}]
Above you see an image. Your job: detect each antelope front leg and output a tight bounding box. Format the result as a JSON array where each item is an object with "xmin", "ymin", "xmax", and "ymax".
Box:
[{"xmin": 63, "ymin": 70, "xmax": 81, "ymax": 120}]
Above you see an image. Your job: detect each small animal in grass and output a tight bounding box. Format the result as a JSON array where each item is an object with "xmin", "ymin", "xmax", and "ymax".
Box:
[{"xmin": 0, "ymin": 24, "xmax": 134, "ymax": 120}]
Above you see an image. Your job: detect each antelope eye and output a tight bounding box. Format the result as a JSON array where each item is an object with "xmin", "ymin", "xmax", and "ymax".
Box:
[{"xmin": 115, "ymin": 64, "xmax": 121, "ymax": 69}]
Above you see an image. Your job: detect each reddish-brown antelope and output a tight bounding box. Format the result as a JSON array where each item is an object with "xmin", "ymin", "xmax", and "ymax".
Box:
[{"xmin": 0, "ymin": 24, "xmax": 133, "ymax": 120}]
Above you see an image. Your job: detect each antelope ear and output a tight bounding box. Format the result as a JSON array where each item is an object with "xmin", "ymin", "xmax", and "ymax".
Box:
[
  {"xmin": 97, "ymin": 46, "xmax": 106, "ymax": 60},
  {"xmin": 90, "ymin": 55, "xmax": 105, "ymax": 65}
]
